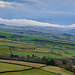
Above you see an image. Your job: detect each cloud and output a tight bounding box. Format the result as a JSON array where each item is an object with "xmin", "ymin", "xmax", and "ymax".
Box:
[
  {"xmin": 1, "ymin": 0, "xmax": 41, "ymax": 4},
  {"xmin": 0, "ymin": 1, "xmax": 8, "ymax": 7},
  {"xmin": 0, "ymin": 0, "xmax": 42, "ymax": 7},
  {"xmin": 0, "ymin": 0, "xmax": 75, "ymax": 25},
  {"xmin": 0, "ymin": 18, "xmax": 75, "ymax": 28},
  {"xmin": 0, "ymin": 1, "xmax": 21, "ymax": 8}
]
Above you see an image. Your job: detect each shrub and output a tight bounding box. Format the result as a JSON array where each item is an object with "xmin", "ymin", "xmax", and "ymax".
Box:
[
  {"xmin": 46, "ymin": 59, "xmax": 56, "ymax": 66},
  {"xmin": 62, "ymin": 59, "xmax": 67, "ymax": 65}
]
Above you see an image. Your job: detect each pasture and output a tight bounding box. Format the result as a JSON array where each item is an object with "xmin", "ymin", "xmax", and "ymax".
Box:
[
  {"xmin": 41, "ymin": 66, "xmax": 73, "ymax": 75},
  {"xmin": 0, "ymin": 69, "xmax": 58, "ymax": 75},
  {"xmin": 0, "ymin": 59, "xmax": 74, "ymax": 75},
  {"xmin": 0, "ymin": 62, "xmax": 31, "ymax": 72},
  {"xmin": 0, "ymin": 38, "xmax": 75, "ymax": 59}
]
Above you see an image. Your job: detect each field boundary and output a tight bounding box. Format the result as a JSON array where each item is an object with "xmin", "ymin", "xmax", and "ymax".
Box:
[
  {"xmin": 0, "ymin": 59, "xmax": 61, "ymax": 75},
  {"xmin": 0, "ymin": 68, "xmax": 34, "ymax": 74},
  {"xmin": 0, "ymin": 59, "xmax": 73, "ymax": 75}
]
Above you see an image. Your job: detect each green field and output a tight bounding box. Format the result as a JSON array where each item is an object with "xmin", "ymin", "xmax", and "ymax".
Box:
[
  {"xmin": 0, "ymin": 62, "xmax": 58, "ymax": 75},
  {"xmin": 0, "ymin": 32, "xmax": 75, "ymax": 75},
  {"xmin": 0, "ymin": 60, "xmax": 74, "ymax": 75},
  {"xmin": 41, "ymin": 66, "xmax": 73, "ymax": 75},
  {"xmin": 13, "ymin": 52, "xmax": 64, "ymax": 59},
  {"xmin": 0, "ymin": 28, "xmax": 75, "ymax": 41},
  {"xmin": 0, "ymin": 69, "xmax": 58, "ymax": 75},
  {"xmin": 0, "ymin": 37, "xmax": 75, "ymax": 59},
  {"xmin": 0, "ymin": 62, "xmax": 30, "ymax": 72}
]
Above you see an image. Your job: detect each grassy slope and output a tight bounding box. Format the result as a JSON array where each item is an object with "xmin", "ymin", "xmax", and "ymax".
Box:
[
  {"xmin": 0, "ymin": 69, "xmax": 58, "ymax": 75},
  {"xmin": 0, "ymin": 59, "xmax": 45, "ymax": 68},
  {"xmin": 0, "ymin": 62, "xmax": 30, "ymax": 72},
  {"xmin": 0, "ymin": 38, "xmax": 74, "ymax": 58},
  {"xmin": 13, "ymin": 52, "xmax": 64, "ymax": 59},
  {"xmin": 41, "ymin": 66, "xmax": 73, "ymax": 75},
  {"xmin": 0, "ymin": 28, "xmax": 75, "ymax": 41},
  {"xmin": 0, "ymin": 32, "xmax": 75, "ymax": 58},
  {"xmin": 0, "ymin": 39, "xmax": 70, "ymax": 59},
  {"xmin": 0, "ymin": 60, "xmax": 73, "ymax": 75},
  {"xmin": 0, "ymin": 61, "xmax": 57, "ymax": 75}
]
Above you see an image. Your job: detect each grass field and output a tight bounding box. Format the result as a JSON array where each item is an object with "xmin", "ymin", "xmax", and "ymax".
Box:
[
  {"xmin": 0, "ymin": 60, "xmax": 58, "ymax": 75},
  {"xmin": 0, "ymin": 59, "xmax": 74, "ymax": 75},
  {"xmin": 13, "ymin": 52, "xmax": 64, "ymax": 59},
  {"xmin": 0, "ymin": 62, "xmax": 30, "ymax": 72},
  {"xmin": 0, "ymin": 69, "xmax": 58, "ymax": 75},
  {"xmin": 41, "ymin": 66, "xmax": 74, "ymax": 75},
  {"xmin": 0, "ymin": 28, "xmax": 75, "ymax": 75},
  {"xmin": 0, "ymin": 38, "xmax": 75, "ymax": 59},
  {"xmin": 0, "ymin": 59, "xmax": 45, "ymax": 68}
]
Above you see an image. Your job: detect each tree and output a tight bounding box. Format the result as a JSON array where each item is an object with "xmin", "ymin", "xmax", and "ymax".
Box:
[
  {"xmin": 41, "ymin": 56, "xmax": 47, "ymax": 64},
  {"xmin": 46, "ymin": 59, "xmax": 56, "ymax": 66},
  {"xmin": 27, "ymin": 55, "xmax": 30, "ymax": 58},
  {"xmin": 32, "ymin": 54, "xmax": 35, "ymax": 58},
  {"xmin": 62, "ymin": 59, "xmax": 67, "ymax": 65}
]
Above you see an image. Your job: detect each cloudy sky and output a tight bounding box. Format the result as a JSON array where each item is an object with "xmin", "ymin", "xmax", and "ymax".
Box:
[{"xmin": 0, "ymin": 0, "xmax": 75, "ymax": 28}]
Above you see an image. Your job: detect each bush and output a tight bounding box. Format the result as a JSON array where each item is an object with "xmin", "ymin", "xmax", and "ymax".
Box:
[
  {"xmin": 46, "ymin": 59, "xmax": 56, "ymax": 66},
  {"xmin": 32, "ymin": 54, "xmax": 35, "ymax": 58},
  {"xmin": 62, "ymin": 59, "xmax": 67, "ymax": 65},
  {"xmin": 27, "ymin": 55, "xmax": 30, "ymax": 58},
  {"xmin": 41, "ymin": 56, "xmax": 47, "ymax": 64}
]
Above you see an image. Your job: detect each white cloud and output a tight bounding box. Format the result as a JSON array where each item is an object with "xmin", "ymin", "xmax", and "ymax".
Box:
[{"xmin": 0, "ymin": 18, "xmax": 75, "ymax": 28}]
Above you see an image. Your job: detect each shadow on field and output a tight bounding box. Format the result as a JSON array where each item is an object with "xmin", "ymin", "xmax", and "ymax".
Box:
[{"xmin": 0, "ymin": 68, "xmax": 34, "ymax": 74}]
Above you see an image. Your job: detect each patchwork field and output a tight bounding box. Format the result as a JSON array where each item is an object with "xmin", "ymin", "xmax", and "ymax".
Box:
[
  {"xmin": 0, "ymin": 59, "xmax": 74, "ymax": 75},
  {"xmin": 0, "ymin": 60, "xmax": 58, "ymax": 75},
  {"xmin": 0, "ymin": 38, "xmax": 74, "ymax": 59},
  {"xmin": 0, "ymin": 32, "xmax": 75, "ymax": 75}
]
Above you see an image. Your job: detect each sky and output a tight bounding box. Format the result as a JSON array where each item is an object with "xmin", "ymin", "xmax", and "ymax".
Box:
[{"xmin": 0, "ymin": 0, "xmax": 75, "ymax": 28}]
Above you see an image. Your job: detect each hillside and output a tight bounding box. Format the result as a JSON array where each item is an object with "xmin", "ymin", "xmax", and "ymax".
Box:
[
  {"xmin": 0, "ymin": 28, "xmax": 75, "ymax": 41},
  {"xmin": 0, "ymin": 59, "xmax": 74, "ymax": 75},
  {"xmin": 0, "ymin": 32, "xmax": 75, "ymax": 74},
  {"xmin": 0, "ymin": 30, "xmax": 75, "ymax": 74},
  {"xmin": 0, "ymin": 32, "xmax": 75, "ymax": 59}
]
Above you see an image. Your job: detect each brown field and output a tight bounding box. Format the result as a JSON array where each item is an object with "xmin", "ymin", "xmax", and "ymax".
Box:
[
  {"xmin": 0, "ymin": 59, "xmax": 46, "ymax": 68},
  {"xmin": 41, "ymin": 66, "xmax": 73, "ymax": 75}
]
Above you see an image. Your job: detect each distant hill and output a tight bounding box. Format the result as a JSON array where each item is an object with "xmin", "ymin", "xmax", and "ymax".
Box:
[
  {"xmin": 0, "ymin": 24, "xmax": 6, "ymax": 27},
  {"xmin": 0, "ymin": 24, "xmax": 64, "ymax": 34},
  {"xmin": 67, "ymin": 29, "xmax": 75, "ymax": 36},
  {"xmin": 0, "ymin": 23, "xmax": 75, "ymax": 37}
]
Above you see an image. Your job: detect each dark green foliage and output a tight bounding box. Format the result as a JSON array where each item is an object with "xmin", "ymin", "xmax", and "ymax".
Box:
[
  {"xmin": 32, "ymin": 54, "xmax": 35, "ymax": 58},
  {"xmin": 62, "ymin": 59, "xmax": 67, "ymax": 65},
  {"xmin": 41, "ymin": 56, "xmax": 47, "ymax": 64},
  {"xmin": 27, "ymin": 55, "xmax": 30, "ymax": 58},
  {"xmin": 9, "ymin": 55, "xmax": 18, "ymax": 58},
  {"xmin": 46, "ymin": 59, "xmax": 57, "ymax": 66},
  {"xmin": 9, "ymin": 55, "xmax": 14, "ymax": 58}
]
